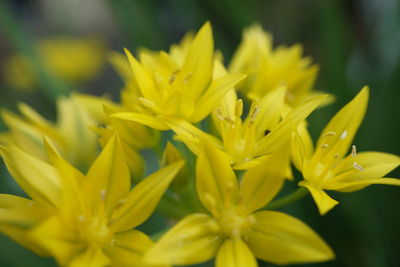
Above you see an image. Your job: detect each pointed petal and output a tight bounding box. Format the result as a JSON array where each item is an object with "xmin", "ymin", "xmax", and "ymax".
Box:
[
  {"xmin": 57, "ymin": 96, "xmax": 98, "ymax": 168},
  {"xmin": 124, "ymin": 48, "xmax": 160, "ymax": 104},
  {"xmin": 69, "ymin": 247, "xmax": 110, "ymax": 267},
  {"xmin": 181, "ymin": 22, "xmax": 213, "ymax": 99},
  {"xmin": 253, "ymin": 86, "xmax": 286, "ymax": 132},
  {"xmin": 104, "ymin": 230, "xmax": 155, "ymax": 267},
  {"xmin": 84, "ymin": 134, "xmax": 130, "ymax": 216},
  {"xmin": 110, "ymin": 161, "xmax": 184, "ymax": 231},
  {"xmin": 0, "ymin": 194, "xmax": 51, "ymax": 256},
  {"xmin": 291, "ymin": 121, "xmax": 314, "ymax": 171},
  {"xmin": 216, "ymin": 238, "xmax": 257, "ymax": 267},
  {"xmin": 248, "ymin": 210, "xmax": 334, "ymax": 264},
  {"xmin": 30, "ymin": 216, "xmax": 84, "ymax": 266},
  {"xmin": 196, "ymin": 141, "xmax": 239, "ymax": 216},
  {"xmin": 144, "ymin": 214, "xmax": 222, "ymax": 265},
  {"xmin": 255, "ymin": 95, "xmax": 326, "ymax": 156},
  {"xmin": 191, "ymin": 74, "xmax": 246, "ymax": 122},
  {"xmin": 239, "ymin": 149, "xmax": 288, "ymax": 214},
  {"xmin": 316, "ymin": 86, "xmax": 369, "ymax": 160},
  {"xmin": 327, "ymin": 152, "xmax": 400, "ymax": 192},
  {"xmin": 299, "ymin": 181, "xmax": 338, "ymax": 215},
  {"xmin": 0, "ymin": 145, "xmax": 60, "ymax": 207},
  {"xmin": 111, "ymin": 112, "xmax": 169, "ymax": 130}
]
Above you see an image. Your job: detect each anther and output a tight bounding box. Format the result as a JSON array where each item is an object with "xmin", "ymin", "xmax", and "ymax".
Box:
[
  {"xmin": 340, "ymin": 130, "xmax": 348, "ymax": 140},
  {"xmin": 351, "ymin": 145, "xmax": 357, "ymax": 157},
  {"xmin": 169, "ymin": 70, "xmax": 180, "ymax": 85},
  {"xmin": 183, "ymin": 72, "xmax": 193, "ymax": 83},
  {"xmin": 321, "ymin": 144, "xmax": 329, "ymax": 149},
  {"xmin": 323, "ymin": 131, "xmax": 336, "ymax": 137},
  {"xmin": 249, "ymin": 106, "xmax": 260, "ymax": 125},
  {"xmin": 352, "ymin": 162, "xmax": 364, "ymax": 172}
]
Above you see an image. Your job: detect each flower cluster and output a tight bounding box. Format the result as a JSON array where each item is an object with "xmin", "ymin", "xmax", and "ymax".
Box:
[{"xmin": 0, "ymin": 22, "xmax": 399, "ymax": 267}]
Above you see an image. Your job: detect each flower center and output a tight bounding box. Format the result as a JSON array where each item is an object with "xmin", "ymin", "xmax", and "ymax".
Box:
[
  {"xmin": 217, "ymin": 207, "xmax": 250, "ymax": 238},
  {"xmin": 79, "ymin": 215, "xmax": 111, "ymax": 245}
]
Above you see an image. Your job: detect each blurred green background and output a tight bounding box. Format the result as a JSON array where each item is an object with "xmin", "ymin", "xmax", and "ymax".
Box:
[{"xmin": 0, "ymin": 0, "xmax": 399, "ymax": 266}]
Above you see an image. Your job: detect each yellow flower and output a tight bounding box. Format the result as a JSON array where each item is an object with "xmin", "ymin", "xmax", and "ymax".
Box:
[
  {"xmin": 0, "ymin": 135, "xmax": 183, "ymax": 266},
  {"xmin": 144, "ymin": 141, "xmax": 334, "ymax": 266},
  {"xmin": 229, "ymin": 25, "xmax": 327, "ymax": 106},
  {"xmin": 294, "ymin": 86, "xmax": 400, "ymax": 215},
  {"xmin": 159, "ymin": 82, "xmax": 327, "ymax": 169},
  {"xmin": 3, "ymin": 37, "xmax": 105, "ymax": 91},
  {"xmin": 111, "ymin": 22, "xmax": 245, "ymax": 130},
  {"xmin": 0, "ymin": 94, "xmax": 101, "ymax": 170}
]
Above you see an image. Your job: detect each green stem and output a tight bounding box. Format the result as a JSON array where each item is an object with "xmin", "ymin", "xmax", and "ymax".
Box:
[{"xmin": 265, "ymin": 187, "xmax": 309, "ymax": 210}]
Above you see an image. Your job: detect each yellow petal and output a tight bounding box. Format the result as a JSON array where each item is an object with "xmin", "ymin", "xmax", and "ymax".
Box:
[
  {"xmin": 0, "ymin": 145, "xmax": 60, "ymax": 207},
  {"xmin": 291, "ymin": 121, "xmax": 314, "ymax": 171},
  {"xmin": 315, "ymin": 86, "xmax": 369, "ymax": 161},
  {"xmin": 248, "ymin": 210, "xmax": 334, "ymax": 264},
  {"xmin": 84, "ymin": 134, "xmax": 130, "ymax": 216},
  {"xmin": 191, "ymin": 73, "xmax": 246, "ymax": 122},
  {"xmin": 69, "ymin": 247, "xmax": 110, "ymax": 267},
  {"xmin": 0, "ymin": 194, "xmax": 51, "ymax": 256},
  {"xmin": 252, "ymin": 86, "xmax": 286, "ymax": 132},
  {"xmin": 299, "ymin": 181, "xmax": 339, "ymax": 215},
  {"xmin": 255, "ymin": 95, "xmax": 326, "ymax": 156},
  {"xmin": 111, "ymin": 112, "xmax": 169, "ymax": 130},
  {"xmin": 196, "ymin": 140, "xmax": 239, "ymax": 216},
  {"xmin": 144, "ymin": 213, "xmax": 222, "ymax": 265},
  {"xmin": 239, "ymin": 149, "xmax": 288, "ymax": 214},
  {"xmin": 43, "ymin": 138, "xmax": 87, "ymax": 224},
  {"xmin": 30, "ymin": 216, "xmax": 84, "ymax": 266},
  {"xmin": 181, "ymin": 22, "xmax": 213, "ymax": 99},
  {"xmin": 57, "ymin": 96, "xmax": 98, "ymax": 169},
  {"xmin": 0, "ymin": 194, "xmax": 49, "ymax": 228},
  {"xmin": 158, "ymin": 116, "xmax": 220, "ymax": 155},
  {"xmin": 104, "ymin": 230, "xmax": 157, "ymax": 267},
  {"xmin": 1, "ymin": 110, "xmax": 49, "ymax": 161},
  {"xmin": 326, "ymin": 152, "xmax": 400, "ymax": 192},
  {"xmin": 216, "ymin": 238, "xmax": 257, "ymax": 267},
  {"xmin": 124, "ymin": 48, "xmax": 160, "ymax": 104},
  {"xmin": 110, "ymin": 161, "xmax": 184, "ymax": 231}
]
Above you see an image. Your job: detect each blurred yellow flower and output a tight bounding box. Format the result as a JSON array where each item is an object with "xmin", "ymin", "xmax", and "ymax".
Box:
[
  {"xmin": 294, "ymin": 86, "xmax": 400, "ymax": 215},
  {"xmin": 0, "ymin": 94, "xmax": 101, "ymax": 170},
  {"xmin": 144, "ymin": 141, "xmax": 334, "ymax": 266},
  {"xmin": 0, "ymin": 135, "xmax": 183, "ymax": 266},
  {"xmin": 3, "ymin": 37, "xmax": 105, "ymax": 91},
  {"xmin": 111, "ymin": 22, "xmax": 245, "ymax": 130},
  {"xmin": 229, "ymin": 25, "xmax": 326, "ymax": 106}
]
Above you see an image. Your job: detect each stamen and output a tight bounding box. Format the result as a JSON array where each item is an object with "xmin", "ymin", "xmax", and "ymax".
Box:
[
  {"xmin": 110, "ymin": 239, "xmax": 116, "ymax": 246},
  {"xmin": 183, "ymin": 72, "xmax": 193, "ymax": 83},
  {"xmin": 340, "ymin": 130, "xmax": 348, "ymax": 140},
  {"xmin": 169, "ymin": 69, "xmax": 180, "ymax": 84},
  {"xmin": 249, "ymin": 106, "xmax": 259, "ymax": 125},
  {"xmin": 323, "ymin": 131, "xmax": 336, "ymax": 137},
  {"xmin": 224, "ymin": 117, "xmax": 235, "ymax": 125},
  {"xmin": 352, "ymin": 162, "xmax": 364, "ymax": 172},
  {"xmin": 351, "ymin": 145, "xmax": 357, "ymax": 157},
  {"xmin": 100, "ymin": 189, "xmax": 107, "ymax": 201},
  {"xmin": 215, "ymin": 108, "xmax": 225, "ymax": 121},
  {"xmin": 321, "ymin": 144, "xmax": 329, "ymax": 149}
]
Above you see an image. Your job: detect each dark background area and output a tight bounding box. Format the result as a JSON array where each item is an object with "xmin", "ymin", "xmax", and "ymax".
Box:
[{"xmin": 0, "ymin": 0, "xmax": 399, "ymax": 266}]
